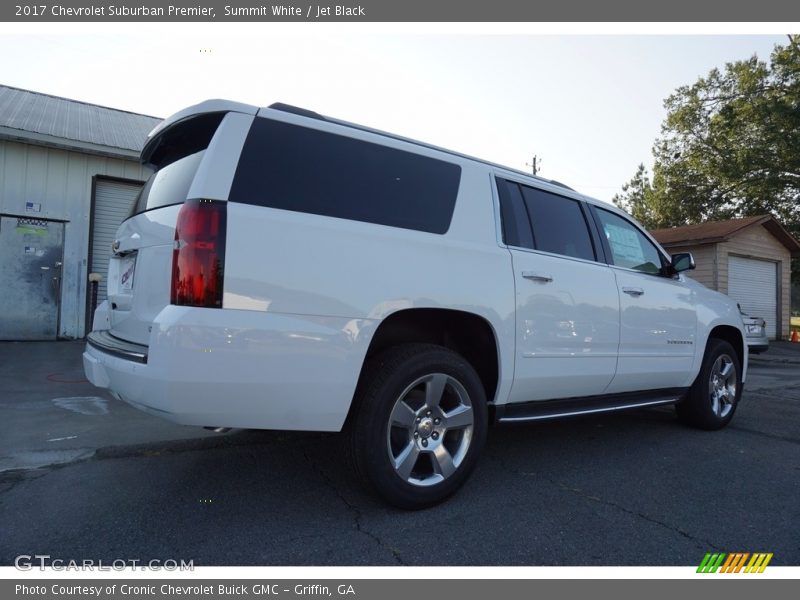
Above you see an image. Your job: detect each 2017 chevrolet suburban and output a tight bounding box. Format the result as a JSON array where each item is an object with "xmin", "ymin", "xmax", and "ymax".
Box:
[{"xmin": 84, "ymin": 100, "xmax": 747, "ymax": 509}]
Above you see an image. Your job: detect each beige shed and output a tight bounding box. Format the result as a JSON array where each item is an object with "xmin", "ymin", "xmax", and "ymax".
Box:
[{"xmin": 651, "ymin": 216, "xmax": 800, "ymax": 340}]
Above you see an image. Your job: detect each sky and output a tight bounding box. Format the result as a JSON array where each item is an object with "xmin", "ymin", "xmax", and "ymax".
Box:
[{"xmin": 0, "ymin": 25, "xmax": 788, "ymax": 202}]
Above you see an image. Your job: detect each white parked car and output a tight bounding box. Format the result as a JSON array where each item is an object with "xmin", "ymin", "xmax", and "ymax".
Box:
[
  {"xmin": 738, "ymin": 306, "xmax": 769, "ymax": 354},
  {"xmin": 84, "ymin": 100, "xmax": 748, "ymax": 508}
]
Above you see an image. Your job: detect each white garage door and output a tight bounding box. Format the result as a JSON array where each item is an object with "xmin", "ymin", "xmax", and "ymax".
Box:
[
  {"xmin": 728, "ymin": 255, "xmax": 778, "ymax": 339},
  {"xmin": 91, "ymin": 179, "xmax": 144, "ymax": 302}
]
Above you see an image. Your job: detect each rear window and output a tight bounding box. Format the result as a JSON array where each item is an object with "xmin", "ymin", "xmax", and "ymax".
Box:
[
  {"xmin": 129, "ymin": 150, "xmax": 204, "ymax": 217},
  {"xmin": 130, "ymin": 112, "xmax": 226, "ymax": 218},
  {"xmin": 228, "ymin": 118, "xmax": 462, "ymax": 234}
]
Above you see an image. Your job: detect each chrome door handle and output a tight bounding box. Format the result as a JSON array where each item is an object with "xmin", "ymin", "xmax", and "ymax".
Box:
[
  {"xmin": 522, "ymin": 271, "xmax": 553, "ymax": 283},
  {"xmin": 622, "ymin": 287, "xmax": 644, "ymax": 296}
]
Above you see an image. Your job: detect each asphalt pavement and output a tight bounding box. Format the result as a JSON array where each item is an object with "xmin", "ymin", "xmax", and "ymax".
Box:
[
  {"xmin": 0, "ymin": 341, "xmax": 215, "ymax": 473},
  {"xmin": 0, "ymin": 340, "xmax": 798, "ymax": 566}
]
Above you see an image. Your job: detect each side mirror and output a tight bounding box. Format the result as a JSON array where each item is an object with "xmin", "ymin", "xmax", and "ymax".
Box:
[{"xmin": 671, "ymin": 252, "xmax": 696, "ymax": 273}]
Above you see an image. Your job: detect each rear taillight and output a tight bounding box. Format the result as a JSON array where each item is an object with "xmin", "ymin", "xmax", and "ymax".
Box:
[{"xmin": 171, "ymin": 199, "xmax": 226, "ymax": 308}]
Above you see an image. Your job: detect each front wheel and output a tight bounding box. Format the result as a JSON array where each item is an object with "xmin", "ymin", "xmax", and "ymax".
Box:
[
  {"xmin": 676, "ymin": 338, "xmax": 742, "ymax": 430},
  {"xmin": 348, "ymin": 344, "xmax": 488, "ymax": 509}
]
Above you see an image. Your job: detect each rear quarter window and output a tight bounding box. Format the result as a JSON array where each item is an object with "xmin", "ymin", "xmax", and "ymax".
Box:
[{"xmin": 228, "ymin": 118, "xmax": 462, "ymax": 234}]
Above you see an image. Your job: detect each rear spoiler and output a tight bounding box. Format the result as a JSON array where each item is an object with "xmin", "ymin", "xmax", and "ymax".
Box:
[{"xmin": 141, "ymin": 99, "xmax": 259, "ymax": 167}]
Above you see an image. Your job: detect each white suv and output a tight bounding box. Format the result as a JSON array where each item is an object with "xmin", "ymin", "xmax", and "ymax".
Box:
[{"xmin": 84, "ymin": 100, "xmax": 747, "ymax": 508}]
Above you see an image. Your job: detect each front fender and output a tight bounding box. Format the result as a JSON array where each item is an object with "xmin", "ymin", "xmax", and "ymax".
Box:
[{"xmin": 691, "ymin": 288, "xmax": 748, "ymax": 384}]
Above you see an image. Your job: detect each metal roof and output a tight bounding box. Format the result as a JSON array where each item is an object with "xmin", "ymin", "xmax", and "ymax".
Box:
[
  {"xmin": 651, "ymin": 215, "xmax": 800, "ymax": 257},
  {"xmin": 0, "ymin": 84, "xmax": 161, "ymax": 158}
]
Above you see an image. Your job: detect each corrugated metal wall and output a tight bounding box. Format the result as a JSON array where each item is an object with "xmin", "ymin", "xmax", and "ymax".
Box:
[{"xmin": 0, "ymin": 139, "xmax": 152, "ymax": 338}]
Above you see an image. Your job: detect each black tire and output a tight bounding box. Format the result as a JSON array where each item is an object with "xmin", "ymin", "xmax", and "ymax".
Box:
[
  {"xmin": 676, "ymin": 338, "xmax": 742, "ymax": 430},
  {"xmin": 348, "ymin": 343, "xmax": 487, "ymax": 510}
]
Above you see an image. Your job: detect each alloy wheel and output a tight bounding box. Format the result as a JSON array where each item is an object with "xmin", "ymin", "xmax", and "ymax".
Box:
[
  {"xmin": 708, "ymin": 353, "xmax": 737, "ymax": 419},
  {"xmin": 386, "ymin": 373, "xmax": 474, "ymax": 487}
]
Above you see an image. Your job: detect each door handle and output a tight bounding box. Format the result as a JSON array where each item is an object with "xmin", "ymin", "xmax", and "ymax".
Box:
[
  {"xmin": 522, "ymin": 271, "xmax": 553, "ymax": 283},
  {"xmin": 51, "ymin": 276, "xmax": 61, "ymax": 304},
  {"xmin": 622, "ymin": 287, "xmax": 645, "ymax": 297}
]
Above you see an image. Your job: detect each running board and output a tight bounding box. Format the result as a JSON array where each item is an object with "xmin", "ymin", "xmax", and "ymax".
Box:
[{"xmin": 494, "ymin": 388, "xmax": 687, "ymax": 423}]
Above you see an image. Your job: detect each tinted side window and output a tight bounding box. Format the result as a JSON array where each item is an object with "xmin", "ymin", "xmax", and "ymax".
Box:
[
  {"xmin": 229, "ymin": 118, "xmax": 462, "ymax": 234},
  {"xmin": 495, "ymin": 178, "xmax": 534, "ymax": 249},
  {"xmin": 520, "ymin": 186, "xmax": 595, "ymax": 261},
  {"xmin": 595, "ymin": 208, "xmax": 664, "ymax": 274}
]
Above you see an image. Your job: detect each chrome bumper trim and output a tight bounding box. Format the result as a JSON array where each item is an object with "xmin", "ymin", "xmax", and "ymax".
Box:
[{"xmin": 87, "ymin": 330, "xmax": 148, "ymax": 364}]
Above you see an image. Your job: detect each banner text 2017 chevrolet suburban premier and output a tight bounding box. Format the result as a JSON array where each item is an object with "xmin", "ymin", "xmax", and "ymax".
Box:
[{"xmin": 84, "ymin": 101, "xmax": 747, "ymax": 509}]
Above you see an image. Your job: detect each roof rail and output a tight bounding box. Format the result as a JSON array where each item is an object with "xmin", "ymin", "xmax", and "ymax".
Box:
[{"xmin": 268, "ymin": 103, "xmax": 325, "ymax": 121}]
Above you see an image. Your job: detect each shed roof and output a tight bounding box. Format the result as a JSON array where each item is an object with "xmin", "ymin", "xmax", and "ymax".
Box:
[
  {"xmin": 651, "ymin": 215, "xmax": 800, "ymax": 257},
  {"xmin": 0, "ymin": 84, "xmax": 161, "ymax": 159}
]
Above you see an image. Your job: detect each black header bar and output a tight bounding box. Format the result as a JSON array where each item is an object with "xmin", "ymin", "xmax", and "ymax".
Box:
[{"xmin": 3, "ymin": 1, "xmax": 800, "ymax": 22}]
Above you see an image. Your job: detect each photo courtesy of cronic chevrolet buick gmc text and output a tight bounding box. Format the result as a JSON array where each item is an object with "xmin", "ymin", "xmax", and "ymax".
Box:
[{"xmin": 83, "ymin": 100, "xmax": 747, "ymax": 509}]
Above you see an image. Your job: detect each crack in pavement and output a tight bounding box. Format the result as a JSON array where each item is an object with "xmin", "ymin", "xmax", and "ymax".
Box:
[
  {"xmin": 0, "ymin": 432, "xmax": 304, "ymax": 480},
  {"xmin": 727, "ymin": 425, "xmax": 800, "ymax": 445},
  {"xmin": 0, "ymin": 481, "xmax": 17, "ymax": 496},
  {"xmin": 487, "ymin": 452, "xmax": 721, "ymax": 552},
  {"xmin": 301, "ymin": 450, "xmax": 406, "ymax": 566},
  {"xmin": 0, "ymin": 468, "xmax": 51, "ymax": 497},
  {"xmin": 542, "ymin": 476, "xmax": 720, "ymax": 551},
  {"xmin": 0, "ymin": 448, "xmax": 97, "ymax": 475},
  {"xmin": 745, "ymin": 386, "xmax": 800, "ymax": 397}
]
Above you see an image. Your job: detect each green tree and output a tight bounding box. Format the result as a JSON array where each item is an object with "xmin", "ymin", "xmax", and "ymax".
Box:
[
  {"xmin": 615, "ymin": 35, "xmax": 800, "ymax": 250},
  {"xmin": 612, "ymin": 163, "xmax": 655, "ymax": 224}
]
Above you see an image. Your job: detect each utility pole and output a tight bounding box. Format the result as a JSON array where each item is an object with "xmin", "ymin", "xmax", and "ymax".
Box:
[{"xmin": 526, "ymin": 155, "xmax": 541, "ymax": 176}]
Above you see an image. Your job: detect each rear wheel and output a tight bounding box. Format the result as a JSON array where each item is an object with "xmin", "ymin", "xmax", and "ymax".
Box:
[
  {"xmin": 348, "ymin": 344, "xmax": 487, "ymax": 509},
  {"xmin": 676, "ymin": 338, "xmax": 742, "ymax": 430}
]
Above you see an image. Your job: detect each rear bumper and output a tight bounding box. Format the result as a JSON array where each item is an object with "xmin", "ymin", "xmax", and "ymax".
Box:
[
  {"xmin": 83, "ymin": 305, "xmax": 375, "ymax": 431},
  {"xmin": 87, "ymin": 330, "xmax": 148, "ymax": 363},
  {"xmin": 746, "ymin": 341, "xmax": 769, "ymax": 354}
]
